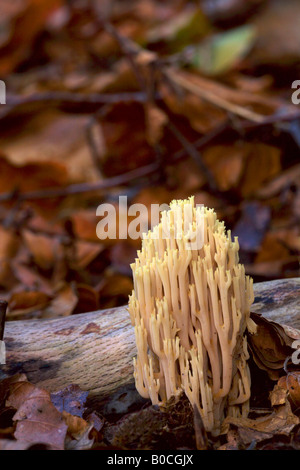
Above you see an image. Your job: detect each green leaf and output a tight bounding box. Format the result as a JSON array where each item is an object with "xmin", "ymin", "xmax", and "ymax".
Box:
[
  {"xmin": 192, "ymin": 25, "xmax": 256, "ymax": 75},
  {"xmin": 146, "ymin": 8, "xmax": 211, "ymax": 51}
]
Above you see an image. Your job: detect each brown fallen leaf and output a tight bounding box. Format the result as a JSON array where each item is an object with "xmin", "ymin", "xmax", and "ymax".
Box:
[
  {"xmin": 98, "ymin": 273, "xmax": 133, "ymax": 309},
  {"xmin": 249, "ymin": 0, "xmax": 300, "ymax": 66},
  {"xmin": 162, "ymin": 83, "xmax": 227, "ymax": 134},
  {"xmin": 0, "ymin": 226, "xmax": 19, "ymax": 289},
  {"xmin": 218, "ymin": 429, "xmax": 240, "ymax": 450},
  {"xmin": 73, "ymin": 284, "xmax": 99, "ymax": 314},
  {"xmin": 0, "ymin": 374, "xmax": 28, "ymax": 407},
  {"xmin": 274, "ymin": 372, "xmax": 300, "ymax": 412},
  {"xmin": 256, "ymin": 164, "xmax": 300, "ymax": 199},
  {"xmin": 22, "ymin": 229, "xmax": 64, "ymax": 271},
  {"xmin": 42, "ymin": 283, "xmax": 78, "ymax": 318},
  {"xmin": 239, "ymin": 143, "xmax": 281, "ymax": 197},
  {"xmin": 7, "ymin": 290, "xmax": 51, "ymax": 319},
  {"xmin": 0, "ymin": 111, "xmax": 99, "ymax": 183},
  {"xmin": 70, "ymin": 240, "xmax": 104, "ymax": 271},
  {"xmin": 255, "ymin": 231, "xmax": 291, "ymax": 263},
  {"xmin": 99, "ymin": 102, "xmax": 156, "ymax": 178},
  {"xmin": 0, "ymin": 0, "xmax": 62, "ymax": 75},
  {"xmin": 165, "ymin": 67, "xmax": 285, "ymax": 124},
  {"xmin": 7, "ymin": 282, "xmax": 78, "ymax": 320},
  {"xmin": 270, "ymin": 383, "xmax": 289, "ymax": 408},
  {"xmin": 6, "ymin": 380, "xmax": 39, "ymax": 410},
  {"xmin": 0, "ymin": 226, "xmax": 19, "ymax": 260},
  {"xmin": 271, "ymin": 227, "xmax": 300, "ymax": 254},
  {"xmin": 63, "ymin": 411, "xmax": 94, "ymax": 450},
  {"xmin": 71, "ymin": 210, "xmax": 101, "ymax": 244},
  {"xmin": 11, "ymin": 261, "xmax": 53, "ymax": 297},
  {"xmin": 13, "ymin": 386, "xmax": 68, "ymax": 450},
  {"xmin": 223, "ymin": 401, "xmax": 299, "ymax": 447},
  {"xmin": 245, "ymin": 257, "xmax": 300, "ymax": 280},
  {"xmin": 0, "ymin": 375, "xmax": 104, "ymax": 450},
  {"xmin": 249, "ymin": 312, "xmax": 300, "ymax": 380},
  {"xmin": 0, "ymin": 155, "xmax": 68, "ymax": 196},
  {"xmin": 85, "ymin": 411, "xmax": 105, "ymax": 434},
  {"xmin": 203, "ymin": 144, "xmax": 245, "ymax": 191}
]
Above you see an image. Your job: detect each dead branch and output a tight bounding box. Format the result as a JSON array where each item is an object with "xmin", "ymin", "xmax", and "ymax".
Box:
[
  {"xmin": 0, "ymin": 161, "xmax": 160, "ymax": 202},
  {"xmin": 1, "ymin": 278, "xmax": 299, "ymax": 407},
  {"xmin": 0, "ymin": 91, "xmax": 151, "ymax": 120}
]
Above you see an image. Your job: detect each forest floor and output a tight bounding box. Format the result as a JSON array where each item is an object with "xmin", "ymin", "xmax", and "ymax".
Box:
[{"xmin": 0, "ymin": 0, "xmax": 299, "ymax": 450}]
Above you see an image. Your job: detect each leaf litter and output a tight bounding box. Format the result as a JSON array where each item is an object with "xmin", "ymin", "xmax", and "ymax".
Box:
[{"xmin": 0, "ymin": 0, "xmax": 299, "ymax": 450}]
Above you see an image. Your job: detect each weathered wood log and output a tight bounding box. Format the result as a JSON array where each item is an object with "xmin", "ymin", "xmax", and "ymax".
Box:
[
  {"xmin": 1, "ymin": 278, "xmax": 299, "ymax": 406},
  {"xmin": 250, "ymin": 278, "xmax": 300, "ymax": 329}
]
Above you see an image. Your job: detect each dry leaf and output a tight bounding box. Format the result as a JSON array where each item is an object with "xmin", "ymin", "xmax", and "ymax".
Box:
[
  {"xmin": 240, "ymin": 144, "xmax": 281, "ymax": 197},
  {"xmin": 71, "ymin": 210, "xmax": 101, "ymax": 243},
  {"xmin": 223, "ymin": 401, "xmax": 299, "ymax": 446},
  {"xmin": 275, "ymin": 373, "xmax": 300, "ymax": 411},
  {"xmin": 42, "ymin": 283, "xmax": 78, "ymax": 318},
  {"xmin": 63, "ymin": 411, "xmax": 94, "ymax": 450},
  {"xmin": 8, "ymin": 291, "xmax": 51, "ymax": 319},
  {"xmin": 203, "ymin": 144, "xmax": 246, "ymax": 191},
  {"xmin": 0, "ymin": 155, "xmax": 68, "ymax": 198},
  {"xmin": 0, "ymin": 111, "xmax": 97, "ymax": 183},
  {"xmin": 249, "ymin": 312, "xmax": 300, "ymax": 379},
  {"xmin": 0, "ymin": 0, "xmax": 62, "ymax": 74},
  {"xmin": 51, "ymin": 384, "xmax": 88, "ymax": 418},
  {"xmin": 13, "ymin": 386, "xmax": 68, "ymax": 450},
  {"xmin": 23, "ymin": 229, "xmax": 63, "ymax": 271}
]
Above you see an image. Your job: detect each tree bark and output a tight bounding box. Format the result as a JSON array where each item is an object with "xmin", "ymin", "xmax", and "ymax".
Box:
[{"xmin": 1, "ymin": 278, "xmax": 299, "ymax": 406}]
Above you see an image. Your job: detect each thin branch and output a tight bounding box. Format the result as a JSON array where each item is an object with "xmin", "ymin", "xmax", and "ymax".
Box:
[
  {"xmin": 165, "ymin": 68, "xmax": 266, "ymax": 123},
  {"xmin": 0, "ymin": 91, "xmax": 151, "ymax": 119},
  {"xmin": 172, "ymin": 120, "xmax": 229, "ymax": 161},
  {"xmin": 99, "ymin": 21, "xmax": 147, "ymax": 92},
  {"xmin": 167, "ymin": 121, "xmax": 218, "ymax": 192},
  {"xmin": 0, "ymin": 301, "xmax": 8, "ymax": 341},
  {"xmin": 0, "ymin": 122, "xmax": 229, "ymax": 203},
  {"xmin": 165, "ymin": 67, "xmax": 300, "ymax": 125},
  {"xmin": 0, "ymin": 161, "xmax": 161, "ymax": 202}
]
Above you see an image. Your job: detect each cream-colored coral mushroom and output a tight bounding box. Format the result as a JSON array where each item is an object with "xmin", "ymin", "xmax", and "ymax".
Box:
[{"xmin": 128, "ymin": 197, "xmax": 257, "ymax": 435}]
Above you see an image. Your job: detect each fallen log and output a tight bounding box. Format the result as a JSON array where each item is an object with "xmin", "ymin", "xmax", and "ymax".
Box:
[{"xmin": 1, "ymin": 278, "xmax": 299, "ymax": 406}]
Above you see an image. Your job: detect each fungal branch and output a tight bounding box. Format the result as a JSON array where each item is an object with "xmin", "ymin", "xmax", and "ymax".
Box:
[{"xmin": 128, "ymin": 197, "xmax": 257, "ymax": 435}]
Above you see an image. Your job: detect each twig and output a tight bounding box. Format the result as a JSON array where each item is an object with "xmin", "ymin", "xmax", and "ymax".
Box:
[
  {"xmin": 165, "ymin": 68, "xmax": 300, "ymax": 125},
  {"xmin": 99, "ymin": 21, "xmax": 147, "ymax": 93},
  {"xmin": 167, "ymin": 121, "xmax": 218, "ymax": 192},
  {"xmin": 0, "ymin": 122, "xmax": 229, "ymax": 203},
  {"xmin": 0, "ymin": 161, "xmax": 160, "ymax": 202},
  {"xmin": 0, "ymin": 91, "xmax": 151, "ymax": 119},
  {"xmin": 166, "ymin": 68, "xmax": 266, "ymax": 123},
  {"xmin": 172, "ymin": 120, "xmax": 229, "ymax": 162},
  {"xmin": 0, "ymin": 301, "xmax": 8, "ymax": 341}
]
